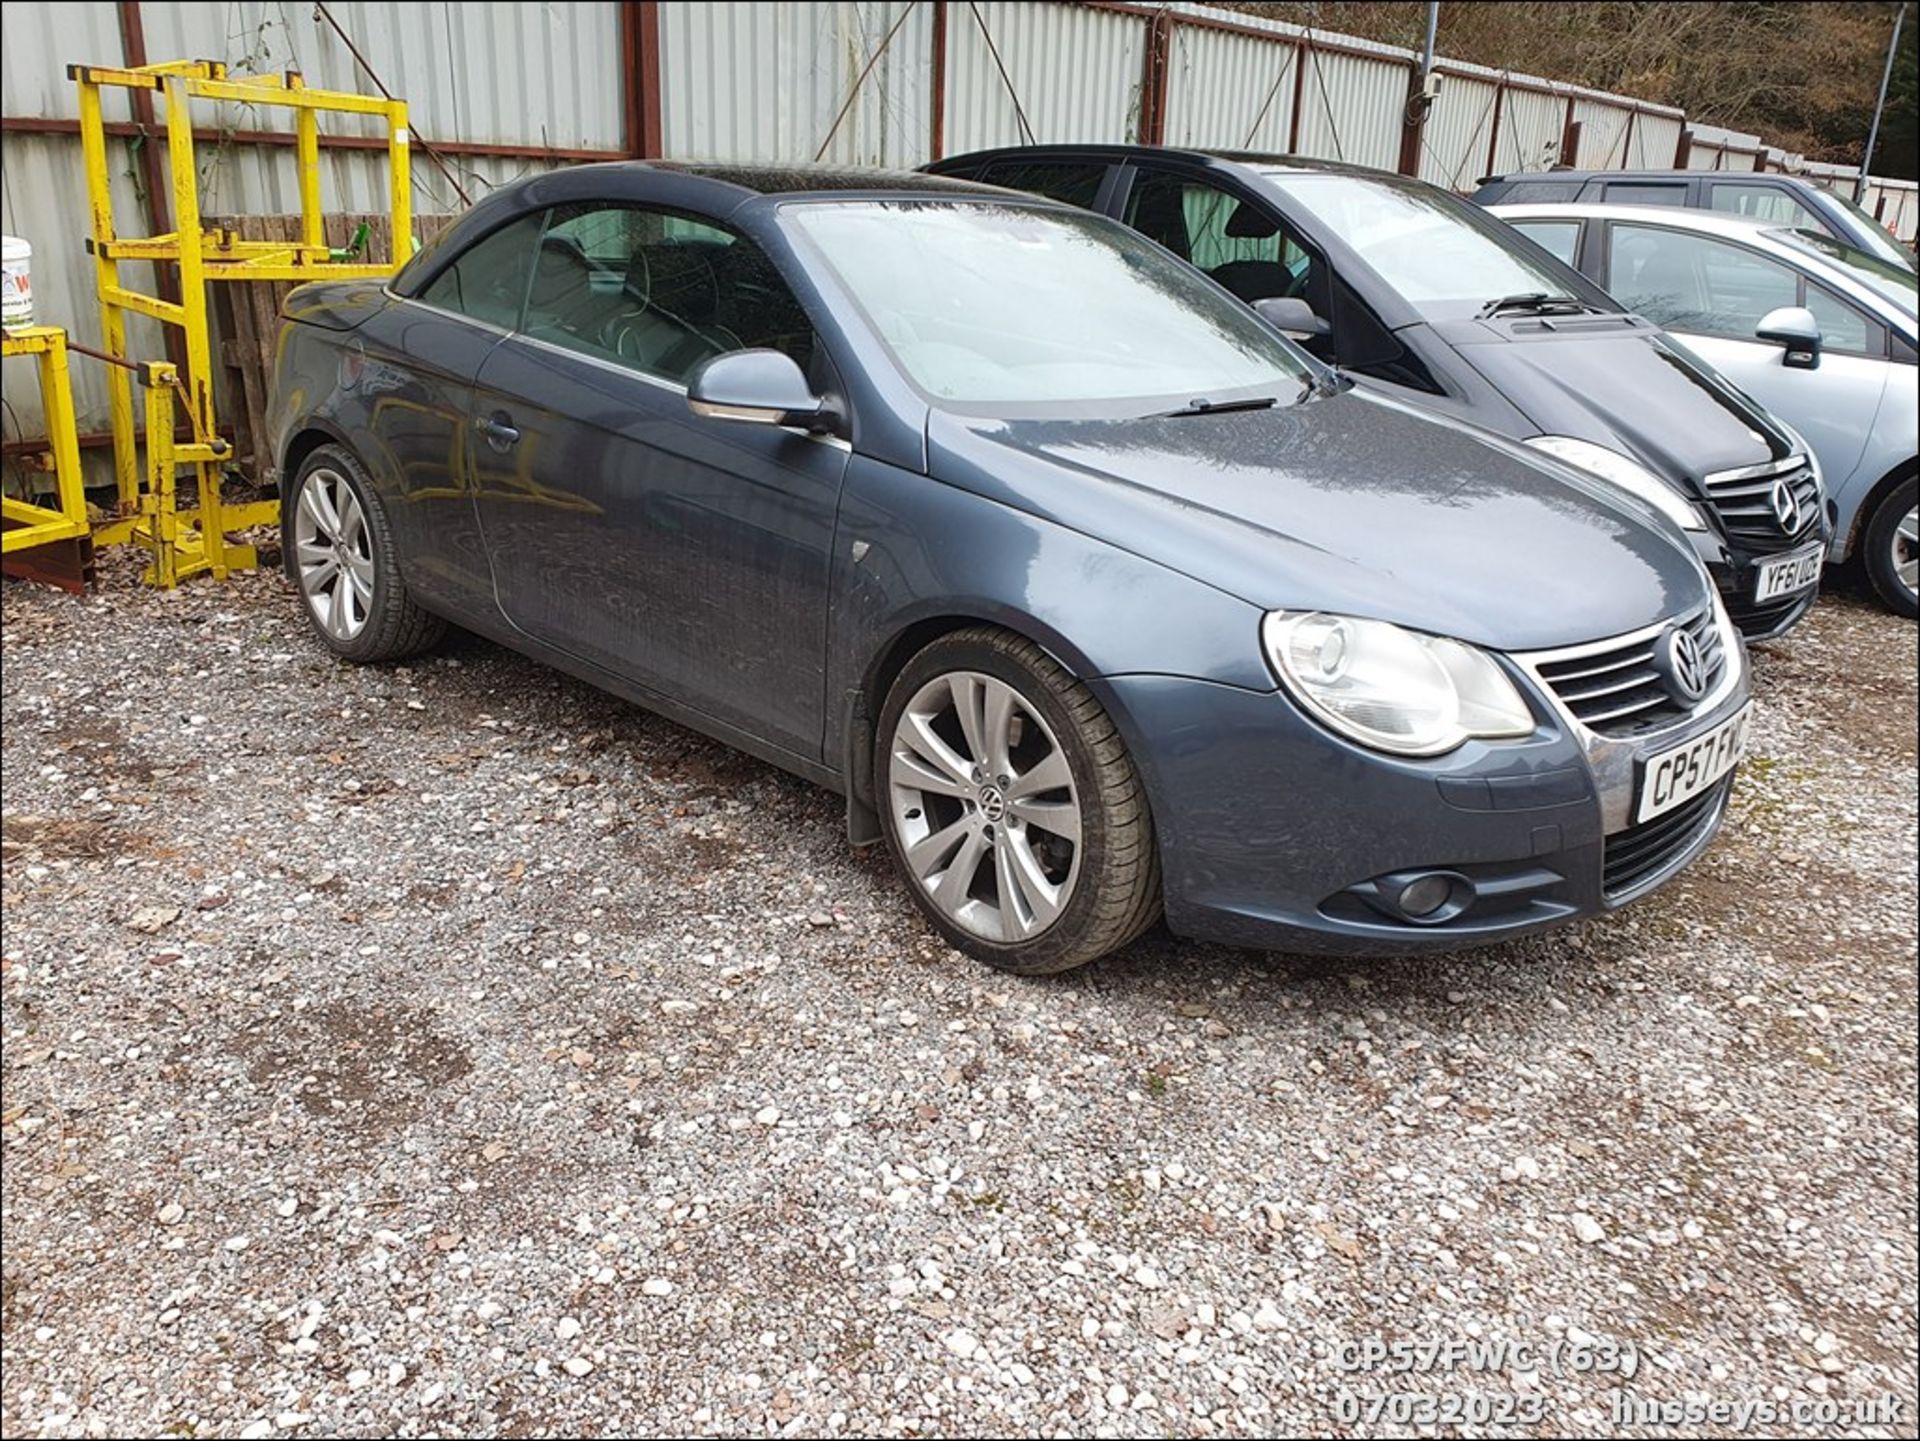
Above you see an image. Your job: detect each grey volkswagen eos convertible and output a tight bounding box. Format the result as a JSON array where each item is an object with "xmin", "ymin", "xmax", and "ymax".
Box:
[{"xmin": 268, "ymin": 164, "xmax": 1751, "ymax": 973}]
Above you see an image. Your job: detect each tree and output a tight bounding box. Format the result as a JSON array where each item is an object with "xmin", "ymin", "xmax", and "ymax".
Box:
[{"xmin": 1228, "ymin": 1, "xmax": 1918, "ymax": 179}]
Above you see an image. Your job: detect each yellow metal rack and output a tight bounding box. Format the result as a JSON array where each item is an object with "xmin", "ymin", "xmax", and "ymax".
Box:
[
  {"xmin": 71, "ymin": 58, "xmax": 412, "ymax": 586},
  {"xmin": 1, "ymin": 326, "xmax": 91, "ymax": 562}
]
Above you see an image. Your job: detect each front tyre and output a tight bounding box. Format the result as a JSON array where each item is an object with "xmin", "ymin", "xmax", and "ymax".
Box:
[
  {"xmin": 284, "ymin": 444, "xmax": 446, "ymax": 662},
  {"xmin": 876, "ymin": 626, "xmax": 1161, "ymax": 974},
  {"xmin": 1861, "ymin": 478, "xmax": 1918, "ymax": 619}
]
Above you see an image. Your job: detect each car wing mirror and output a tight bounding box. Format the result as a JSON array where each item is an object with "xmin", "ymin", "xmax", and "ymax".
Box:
[
  {"xmin": 1755, "ymin": 306, "xmax": 1821, "ymax": 371},
  {"xmin": 687, "ymin": 349, "xmax": 828, "ymax": 428},
  {"xmin": 1254, "ymin": 295, "xmax": 1331, "ymax": 341}
]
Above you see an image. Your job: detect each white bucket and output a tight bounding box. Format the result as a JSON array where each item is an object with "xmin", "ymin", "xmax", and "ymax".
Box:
[{"xmin": 1, "ymin": 236, "xmax": 30, "ymax": 328}]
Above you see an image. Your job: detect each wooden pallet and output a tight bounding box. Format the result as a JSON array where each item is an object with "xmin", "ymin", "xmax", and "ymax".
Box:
[{"xmin": 208, "ymin": 212, "xmax": 459, "ymax": 484}]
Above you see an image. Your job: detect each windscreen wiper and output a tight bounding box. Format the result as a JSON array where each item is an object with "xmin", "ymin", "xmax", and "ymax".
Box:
[
  {"xmin": 1476, "ymin": 292, "xmax": 1602, "ymax": 319},
  {"xmin": 1155, "ymin": 395, "xmax": 1280, "ymax": 419}
]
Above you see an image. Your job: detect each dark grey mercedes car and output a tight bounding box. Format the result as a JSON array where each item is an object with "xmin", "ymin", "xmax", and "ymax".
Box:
[{"xmin": 268, "ymin": 164, "xmax": 1751, "ymax": 973}]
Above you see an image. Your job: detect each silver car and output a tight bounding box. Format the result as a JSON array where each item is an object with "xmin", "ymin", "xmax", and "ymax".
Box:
[{"xmin": 1493, "ymin": 203, "xmax": 1919, "ymax": 617}]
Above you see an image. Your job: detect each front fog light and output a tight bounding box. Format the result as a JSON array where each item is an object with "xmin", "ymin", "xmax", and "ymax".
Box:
[{"xmin": 1397, "ymin": 874, "xmax": 1453, "ymax": 918}]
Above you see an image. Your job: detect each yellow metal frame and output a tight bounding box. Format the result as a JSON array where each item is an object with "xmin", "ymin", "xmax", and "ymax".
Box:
[
  {"xmin": 1, "ymin": 326, "xmax": 91, "ymax": 554},
  {"xmin": 73, "ymin": 58, "xmax": 411, "ymax": 586}
]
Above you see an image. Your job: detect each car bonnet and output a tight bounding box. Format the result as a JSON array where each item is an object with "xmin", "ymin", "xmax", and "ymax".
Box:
[{"xmin": 924, "ymin": 386, "xmax": 1713, "ymax": 654}]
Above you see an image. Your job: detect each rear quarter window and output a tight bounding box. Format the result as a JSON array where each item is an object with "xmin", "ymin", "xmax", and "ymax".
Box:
[
  {"xmin": 1498, "ymin": 180, "xmax": 1583, "ymax": 203},
  {"xmin": 978, "ymin": 160, "xmax": 1108, "ymax": 211}
]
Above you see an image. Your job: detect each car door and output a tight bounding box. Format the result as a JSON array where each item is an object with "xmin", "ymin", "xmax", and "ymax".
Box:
[
  {"xmin": 351, "ymin": 210, "xmax": 545, "ymax": 615},
  {"xmin": 466, "ymin": 200, "xmax": 849, "ymax": 761},
  {"xmin": 1113, "ymin": 164, "xmax": 1350, "ymax": 369},
  {"xmin": 1602, "ymin": 221, "xmax": 1887, "ymax": 489}
]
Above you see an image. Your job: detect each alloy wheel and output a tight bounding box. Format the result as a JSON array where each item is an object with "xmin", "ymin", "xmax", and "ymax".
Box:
[
  {"xmin": 292, "ymin": 467, "xmax": 375, "ymax": 641},
  {"xmin": 887, "ymin": 670, "xmax": 1083, "ymax": 943},
  {"xmin": 1895, "ymin": 504, "xmax": 1919, "ymax": 600}
]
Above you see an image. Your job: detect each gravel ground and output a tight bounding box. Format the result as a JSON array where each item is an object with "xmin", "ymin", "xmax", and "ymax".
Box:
[{"xmin": 2, "ymin": 557, "xmax": 1915, "ymax": 1439}]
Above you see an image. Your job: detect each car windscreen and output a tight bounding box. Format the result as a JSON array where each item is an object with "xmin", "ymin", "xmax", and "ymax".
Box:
[
  {"xmin": 1261, "ymin": 170, "xmax": 1586, "ymax": 321},
  {"xmin": 1823, "ymin": 190, "xmax": 1919, "ymax": 267},
  {"xmin": 781, "ymin": 199, "xmax": 1316, "ymax": 415},
  {"xmin": 1772, "ymin": 228, "xmax": 1919, "ymax": 313}
]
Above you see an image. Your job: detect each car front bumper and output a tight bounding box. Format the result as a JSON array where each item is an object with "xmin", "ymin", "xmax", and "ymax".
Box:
[{"xmin": 1095, "ymin": 628, "xmax": 1750, "ymax": 957}]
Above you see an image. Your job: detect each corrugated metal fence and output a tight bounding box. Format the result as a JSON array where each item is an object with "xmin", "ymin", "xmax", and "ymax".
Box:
[{"xmin": 3, "ymin": 0, "xmax": 1914, "ymax": 459}]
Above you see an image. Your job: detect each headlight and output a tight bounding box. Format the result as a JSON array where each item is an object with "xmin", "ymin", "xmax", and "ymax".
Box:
[
  {"xmin": 1262, "ymin": 612, "xmax": 1535, "ymax": 757},
  {"xmin": 1524, "ymin": 435, "xmax": 1708, "ymax": 533}
]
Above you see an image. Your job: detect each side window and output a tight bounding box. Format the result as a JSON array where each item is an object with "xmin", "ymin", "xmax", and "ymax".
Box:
[
  {"xmin": 979, "ymin": 161, "xmax": 1107, "ymax": 211},
  {"xmin": 1123, "ymin": 170, "xmax": 1309, "ymax": 306},
  {"xmin": 1501, "ymin": 180, "xmax": 1581, "ymax": 203},
  {"xmin": 1803, "ymin": 284, "xmax": 1874, "ymax": 354},
  {"xmin": 1608, "ymin": 224, "xmax": 1796, "ymax": 337},
  {"xmin": 416, "ymin": 212, "xmax": 547, "ymax": 328},
  {"xmin": 1603, "ymin": 182, "xmax": 1688, "ymax": 207},
  {"xmin": 523, "ymin": 203, "xmax": 813, "ymax": 383},
  {"xmin": 1709, "ymin": 183, "xmax": 1824, "ymax": 232},
  {"xmin": 1513, "ymin": 220, "xmax": 1582, "ymax": 267}
]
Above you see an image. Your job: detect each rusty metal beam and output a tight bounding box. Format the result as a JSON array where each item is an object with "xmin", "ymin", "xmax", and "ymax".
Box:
[
  {"xmin": 3, "ymin": 423, "xmax": 193, "ymax": 458},
  {"xmin": 930, "ymin": 0, "xmax": 948, "ymax": 160},
  {"xmin": 0, "ymin": 530, "xmax": 95, "ymax": 595},
  {"xmin": 1, "ymin": 114, "xmax": 621, "ymax": 163},
  {"xmin": 1484, "ymin": 79, "xmax": 1505, "ymax": 180},
  {"xmin": 1138, "ymin": 8, "xmax": 1172, "ymax": 145},
  {"xmin": 1397, "ymin": 61, "xmax": 1426, "ymax": 177},
  {"xmin": 1288, "ymin": 39, "xmax": 1308, "ymax": 153},
  {"xmin": 621, "ymin": 1, "xmax": 664, "ymax": 158}
]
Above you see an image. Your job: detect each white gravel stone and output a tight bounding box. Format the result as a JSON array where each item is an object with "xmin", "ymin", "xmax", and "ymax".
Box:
[{"xmin": 1, "ymin": 571, "xmax": 1911, "ymax": 1439}]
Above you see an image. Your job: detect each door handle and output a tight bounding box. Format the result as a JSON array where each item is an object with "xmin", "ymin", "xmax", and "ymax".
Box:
[{"xmin": 475, "ymin": 412, "xmax": 520, "ymax": 452}]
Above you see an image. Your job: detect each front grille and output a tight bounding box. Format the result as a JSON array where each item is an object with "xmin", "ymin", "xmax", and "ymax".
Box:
[
  {"xmin": 1531, "ymin": 603, "xmax": 1726, "ymax": 739},
  {"xmin": 1703, "ymin": 459, "xmax": 1822, "ymax": 552},
  {"xmin": 1602, "ymin": 780, "xmax": 1729, "ymax": 898}
]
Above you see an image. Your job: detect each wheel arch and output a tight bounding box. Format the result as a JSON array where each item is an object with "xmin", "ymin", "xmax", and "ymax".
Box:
[
  {"xmin": 840, "ymin": 606, "xmax": 1094, "ymax": 847},
  {"xmin": 1840, "ymin": 455, "xmax": 1918, "ymax": 562},
  {"xmin": 277, "ymin": 425, "xmax": 358, "ymax": 578}
]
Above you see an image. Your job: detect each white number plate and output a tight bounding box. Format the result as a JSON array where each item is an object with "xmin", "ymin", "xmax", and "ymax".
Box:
[
  {"xmin": 1753, "ymin": 543, "xmax": 1824, "ymax": 603},
  {"xmin": 1637, "ymin": 706, "xmax": 1749, "ymax": 823}
]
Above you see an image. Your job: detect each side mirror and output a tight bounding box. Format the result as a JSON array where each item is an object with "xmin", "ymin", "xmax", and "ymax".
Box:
[
  {"xmin": 1254, "ymin": 295, "xmax": 1331, "ymax": 341},
  {"xmin": 1755, "ymin": 305, "xmax": 1821, "ymax": 370},
  {"xmin": 687, "ymin": 349, "xmax": 825, "ymax": 428}
]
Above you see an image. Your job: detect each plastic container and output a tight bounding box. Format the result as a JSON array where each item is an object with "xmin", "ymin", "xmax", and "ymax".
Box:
[{"xmin": 1, "ymin": 236, "xmax": 30, "ymax": 328}]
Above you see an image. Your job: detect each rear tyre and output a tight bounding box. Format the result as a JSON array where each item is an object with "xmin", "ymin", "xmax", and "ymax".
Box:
[
  {"xmin": 284, "ymin": 444, "xmax": 446, "ymax": 662},
  {"xmin": 875, "ymin": 626, "xmax": 1161, "ymax": 974},
  {"xmin": 1861, "ymin": 478, "xmax": 1918, "ymax": 619}
]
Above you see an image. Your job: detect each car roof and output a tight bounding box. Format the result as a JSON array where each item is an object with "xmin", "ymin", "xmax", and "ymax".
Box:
[
  {"xmin": 655, "ymin": 161, "xmax": 1009, "ymax": 198},
  {"xmin": 935, "ymin": 143, "xmax": 1406, "ymax": 183},
  {"xmin": 1481, "ymin": 169, "xmax": 1815, "ymax": 188},
  {"xmin": 1488, "ymin": 201, "xmax": 1785, "ymax": 238}
]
